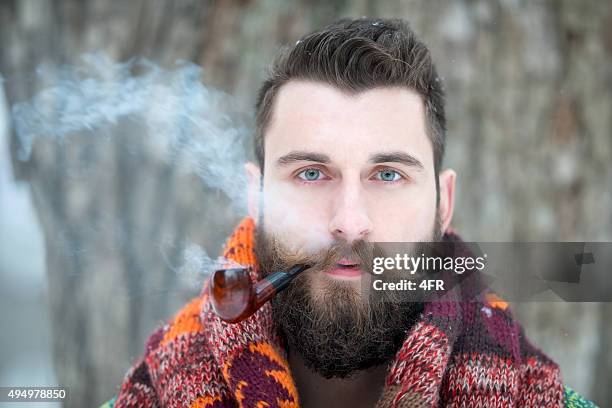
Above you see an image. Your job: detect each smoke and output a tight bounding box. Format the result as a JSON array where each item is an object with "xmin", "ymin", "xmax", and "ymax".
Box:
[
  {"xmin": 11, "ymin": 53, "xmax": 250, "ymax": 213},
  {"xmin": 165, "ymin": 243, "xmax": 246, "ymax": 291},
  {"xmin": 9, "ymin": 53, "xmax": 254, "ymax": 284}
]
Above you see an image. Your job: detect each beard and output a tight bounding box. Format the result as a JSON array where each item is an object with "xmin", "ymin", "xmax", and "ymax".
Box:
[{"xmin": 253, "ymin": 214, "xmax": 442, "ymax": 379}]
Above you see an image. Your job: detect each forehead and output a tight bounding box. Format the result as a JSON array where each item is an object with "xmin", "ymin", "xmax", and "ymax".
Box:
[{"xmin": 264, "ymin": 81, "xmax": 433, "ymax": 168}]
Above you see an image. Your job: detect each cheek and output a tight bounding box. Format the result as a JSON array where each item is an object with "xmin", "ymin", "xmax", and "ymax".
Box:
[
  {"xmin": 262, "ymin": 184, "xmax": 331, "ymax": 250},
  {"xmin": 368, "ymin": 186, "xmax": 437, "ymax": 241}
]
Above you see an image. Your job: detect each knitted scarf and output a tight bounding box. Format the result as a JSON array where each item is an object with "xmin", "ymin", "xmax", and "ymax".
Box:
[{"xmin": 113, "ymin": 217, "xmax": 573, "ymax": 407}]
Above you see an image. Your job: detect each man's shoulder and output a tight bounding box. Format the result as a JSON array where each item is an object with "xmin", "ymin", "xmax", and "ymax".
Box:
[
  {"xmin": 456, "ymin": 294, "xmax": 599, "ymax": 407},
  {"xmin": 106, "ymin": 294, "xmax": 215, "ymax": 406}
]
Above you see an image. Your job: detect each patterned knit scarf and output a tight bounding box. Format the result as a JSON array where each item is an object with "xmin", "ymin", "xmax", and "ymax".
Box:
[{"xmin": 113, "ymin": 217, "xmax": 575, "ymax": 407}]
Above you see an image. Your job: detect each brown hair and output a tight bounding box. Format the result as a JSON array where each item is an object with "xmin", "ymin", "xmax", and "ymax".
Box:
[{"xmin": 254, "ymin": 17, "xmax": 446, "ymax": 181}]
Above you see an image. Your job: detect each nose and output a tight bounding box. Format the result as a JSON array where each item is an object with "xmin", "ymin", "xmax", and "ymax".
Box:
[{"xmin": 328, "ymin": 181, "xmax": 373, "ymax": 243}]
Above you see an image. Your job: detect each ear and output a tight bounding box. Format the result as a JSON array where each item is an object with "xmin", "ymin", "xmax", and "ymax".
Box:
[
  {"xmin": 438, "ymin": 168, "xmax": 457, "ymax": 234},
  {"xmin": 245, "ymin": 161, "xmax": 262, "ymax": 223}
]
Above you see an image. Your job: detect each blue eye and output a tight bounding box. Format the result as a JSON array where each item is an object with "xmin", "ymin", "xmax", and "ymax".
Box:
[
  {"xmin": 298, "ymin": 168, "xmax": 323, "ymax": 181},
  {"xmin": 376, "ymin": 169, "xmax": 402, "ymax": 182}
]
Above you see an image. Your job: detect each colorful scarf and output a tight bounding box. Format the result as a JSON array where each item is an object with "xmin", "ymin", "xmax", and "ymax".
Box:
[{"xmin": 109, "ymin": 217, "xmax": 595, "ymax": 407}]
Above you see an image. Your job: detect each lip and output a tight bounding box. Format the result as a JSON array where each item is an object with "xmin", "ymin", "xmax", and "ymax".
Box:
[
  {"xmin": 325, "ymin": 263, "xmax": 362, "ymax": 279},
  {"xmin": 337, "ymin": 257, "xmax": 359, "ymax": 266}
]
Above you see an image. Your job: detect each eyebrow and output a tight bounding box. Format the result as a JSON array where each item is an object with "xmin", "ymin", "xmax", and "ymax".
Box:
[
  {"xmin": 369, "ymin": 152, "xmax": 424, "ymax": 170},
  {"xmin": 274, "ymin": 150, "xmax": 424, "ymax": 170},
  {"xmin": 276, "ymin": 151, "xmax": 331, "ymax": 166}
]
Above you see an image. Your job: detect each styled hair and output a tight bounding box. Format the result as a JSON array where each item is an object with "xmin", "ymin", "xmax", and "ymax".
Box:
[{"xmin": 254, "ymin": 17, "xmax": 446, "ymax": 178}]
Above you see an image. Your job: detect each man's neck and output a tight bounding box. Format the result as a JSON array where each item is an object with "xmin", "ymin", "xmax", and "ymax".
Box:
[{"xmin": 287, "ymin": 347, "xmax": 389, "ymax": 408}]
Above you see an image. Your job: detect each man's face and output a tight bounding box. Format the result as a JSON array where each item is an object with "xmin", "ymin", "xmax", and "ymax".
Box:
[
  {"xmin": 248, "ymin": 81, "xmax": 454, "ymax": 377},
  {"xmin": 260, "ymin": 81, "xmax": 440, "ymax": 254}
]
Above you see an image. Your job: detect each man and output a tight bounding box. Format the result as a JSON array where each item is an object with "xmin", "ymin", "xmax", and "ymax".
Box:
[{"xmin": 106, "ymin": 18, "xmax": 594, "ymax": 407}]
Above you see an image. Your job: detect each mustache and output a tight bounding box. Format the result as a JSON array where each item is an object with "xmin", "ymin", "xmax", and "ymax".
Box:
[{"xmin": 255, "ymin": 230, "xmax": 387, "ymax": 276}]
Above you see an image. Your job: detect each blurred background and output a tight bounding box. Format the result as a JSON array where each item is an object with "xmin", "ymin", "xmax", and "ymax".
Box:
[{"xmin": 0, "ymin": 0, "xmax": 611, "ymax": 406}]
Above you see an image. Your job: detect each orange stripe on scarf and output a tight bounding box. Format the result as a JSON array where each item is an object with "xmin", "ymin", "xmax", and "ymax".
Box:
[{"xmin": 223, "ymin": 217, "xmax": 257, "ymax": 266}]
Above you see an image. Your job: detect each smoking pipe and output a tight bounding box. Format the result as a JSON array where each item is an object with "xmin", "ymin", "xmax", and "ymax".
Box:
[{"xmin": 209, "ymin": 264, "xmax": 309, "ymax": 323}]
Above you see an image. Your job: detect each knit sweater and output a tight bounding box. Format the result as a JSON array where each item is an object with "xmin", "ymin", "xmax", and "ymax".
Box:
[{"xmin": 103, "ymin": 217, "xmax": 597, "ymax": 407}]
